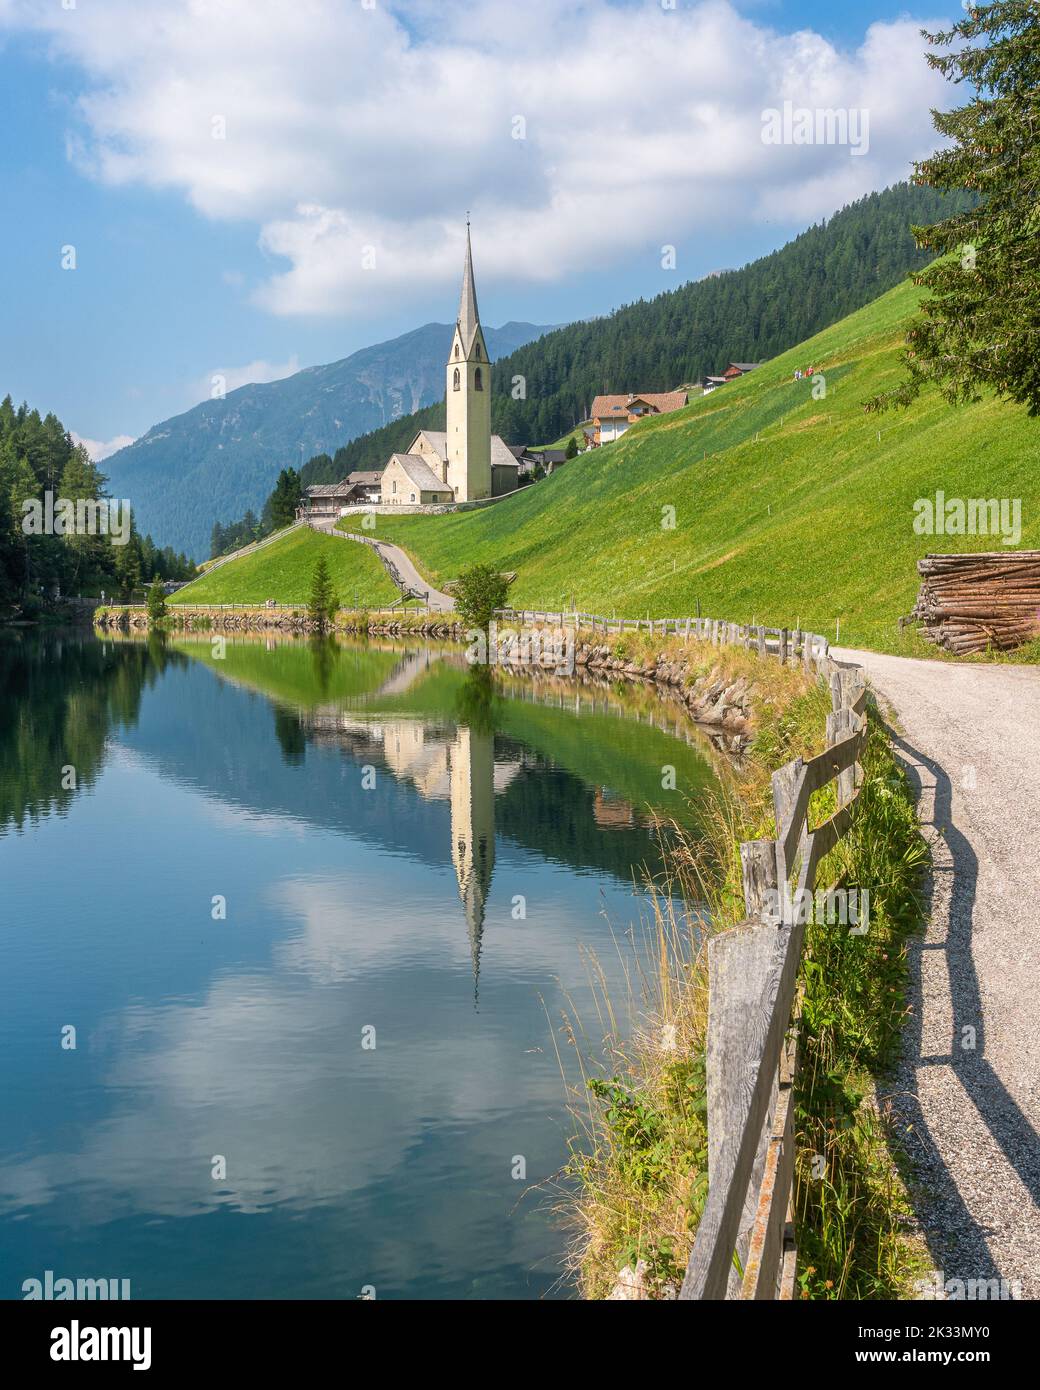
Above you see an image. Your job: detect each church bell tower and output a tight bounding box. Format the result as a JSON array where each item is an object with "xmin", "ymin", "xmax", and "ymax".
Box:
[{"xmin": 445, "ymin": 221, "xmax": 492, "ymax": 502}]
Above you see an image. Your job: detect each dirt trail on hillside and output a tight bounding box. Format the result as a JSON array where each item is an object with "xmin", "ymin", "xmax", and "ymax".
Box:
[
  {"xmin": 834, "ymin": 647, "xmax": 1040, "ymax": 1297},
  {"xmin": 309, "ymin": 521, "xmax": 456, "ymax": 612}
]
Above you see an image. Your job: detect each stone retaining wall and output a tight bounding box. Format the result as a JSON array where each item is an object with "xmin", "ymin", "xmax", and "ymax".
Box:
[
  {"xmin": 574, "ymin": 640, "xmax": 758, "ymax": 749},
  {"xmin": 94, "ymin": 606, "xmax": 461, "ymax": 639},
  {"xmin": 93, "ymin": 610, "xmax": 773, "ymax": 748}
]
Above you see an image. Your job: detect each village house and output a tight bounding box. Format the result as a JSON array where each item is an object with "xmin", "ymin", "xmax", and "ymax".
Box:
[
  {"xmin": 588, "ymin": 390, "xmax": 690, "ymax": 446},
  {"xmin": 517, "ymin": 446, "xmax": 569, "ymax": 477},
  {"xmin": 701, "ymin": 361, "xmax": 763, "ymax": 396},
  {"xmin": 303, "ymin": 471, "xmax": 382, "ymax": 519}
]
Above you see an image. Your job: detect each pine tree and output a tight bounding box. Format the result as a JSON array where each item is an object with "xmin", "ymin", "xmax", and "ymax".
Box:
[
  {"xmin": 146, "ymin": 576, "xmax": 167, "ymax": 627},
  {"xmin": 308, "ymin": 555, "xmax": 338, "ymax": 632},
  {"xmin": 0, "ymin": 456, "xmax": 13, "ymax": 603},
  {"xmin": 870, "ymin": 2, "xmax": 1040, "ymax": 414},
  {"xmin": 58, "ymin": 446, "xmax": 106, "ymax": 592},
  {"xmin": 265, "ymin": 467, "xmax": 302, "ymax": 530},
  {"xmin": 6, "ymin": 452, "xmax": 38, "ymax": 595},
  {"xmin": 114, "ymin": 519, "xmax": 143, "ymax": 599}
]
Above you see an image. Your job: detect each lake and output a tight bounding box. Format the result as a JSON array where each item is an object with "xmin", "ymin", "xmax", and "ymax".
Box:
[{"xmin": 0, "ymin": 630, "xmax": 723, "ymax": 1300}]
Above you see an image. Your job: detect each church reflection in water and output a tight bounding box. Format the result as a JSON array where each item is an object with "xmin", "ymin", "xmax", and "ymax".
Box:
[{"xmin": 304, "ymin": 710, "xmax": 523, "ymax": 991}]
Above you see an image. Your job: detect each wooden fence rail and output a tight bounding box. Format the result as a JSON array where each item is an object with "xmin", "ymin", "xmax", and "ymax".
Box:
[
  {"xmin": 679, "ymin": 651, "xmax": 866, "ymax": 1301},
  {"xmin": 494, "ymin": 608, "xmax": 830, "ymax": 669},
  {"xmin": 492, "ymin": 604, "xmax": 861, "ymax": 1301}
]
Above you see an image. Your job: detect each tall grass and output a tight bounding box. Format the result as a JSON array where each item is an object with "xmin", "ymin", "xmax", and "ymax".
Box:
[
  {"xmin": 793, "ymin": 721, "xmax": 931, "ymax": 1298},
  {"xmin": 561, "ymin": 673, "xmax": 931, "ymax": 1299}
]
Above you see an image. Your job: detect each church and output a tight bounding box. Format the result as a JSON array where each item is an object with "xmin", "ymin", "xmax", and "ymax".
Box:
[
  {"xmin": 381, "ymin": 222, "xmax": 519, "ymax": 505},
  {"xmin": 302, "ymin": 225, "xmax": 518, "ymax": 520}
]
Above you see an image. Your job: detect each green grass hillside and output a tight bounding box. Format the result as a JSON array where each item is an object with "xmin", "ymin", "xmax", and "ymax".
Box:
[
  {"xmin": 338, "ymin": 278, "xmax": 1039, "ymax": 652},
  {"xmin": 170, "ymin": 526, "xmax": 398, "ymax": 608},
  {"xmin": 170, "ymin": 635, "xmax": 404, "ymax": 705}
]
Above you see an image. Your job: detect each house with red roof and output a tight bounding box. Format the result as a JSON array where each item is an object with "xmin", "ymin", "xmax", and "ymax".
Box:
[{"xmin": 588, "ymin": 390, "xmax": 690, "ymax": 445}]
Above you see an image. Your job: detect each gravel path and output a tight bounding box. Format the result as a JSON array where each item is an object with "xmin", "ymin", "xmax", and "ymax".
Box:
[
  {"xmin": 834, "ymin": 647, "xmax": 1040, "ymax": 1298},
  {"xmin": 309, "ymin": 520, "xmax": 456, "ymax": 612}
]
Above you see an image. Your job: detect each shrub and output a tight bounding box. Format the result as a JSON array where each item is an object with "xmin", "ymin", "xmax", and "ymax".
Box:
[
  {"xmin": 146, "ymin": 579, "xmax": 167, "ymax": 627},
  {"xmin": 452, "ymin": 562, "xmax": 514, "ymax": 639}
]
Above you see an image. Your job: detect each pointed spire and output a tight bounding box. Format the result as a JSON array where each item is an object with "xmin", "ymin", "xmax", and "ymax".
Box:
[
  {"xmin": 457, "ymin": 216, "xmax": 480, "ymax": 352},
  {"xmin": 461, "ymin": 869, "xmax": 486, "ymax": 1008}
]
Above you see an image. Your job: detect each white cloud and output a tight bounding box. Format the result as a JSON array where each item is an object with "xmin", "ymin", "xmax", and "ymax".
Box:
[
  {"xmin": 71, "ymin": 431, "xmax": 136, "ymax": 461},
  {"xmin": 189, "ymin": 355, "xmax": 300, "ymax": 405},
  {"xmin": 3, "ymin": 0, "xmax": 951, "ymax": 317}
]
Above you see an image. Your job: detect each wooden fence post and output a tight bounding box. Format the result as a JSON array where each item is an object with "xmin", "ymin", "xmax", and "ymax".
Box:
[
  {"xmin": 827, "ymin": 709, "xmax": 856, "ymax": 808},
  {"xmin": 703, "ymin": 924, "xmax": 783, "ymax": 1297},
  {"xmin": 741, "ymin": 840, "xmax": 779, "ymax": 921}
]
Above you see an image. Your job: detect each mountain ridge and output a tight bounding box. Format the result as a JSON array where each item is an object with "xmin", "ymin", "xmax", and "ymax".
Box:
[
  {"xmin": 297, "ymin": 183, "xmax": 975, "ymax": 492},
  {"xmin": 104, "ymin": 319, "xmax": 557, "ymax": 558}
]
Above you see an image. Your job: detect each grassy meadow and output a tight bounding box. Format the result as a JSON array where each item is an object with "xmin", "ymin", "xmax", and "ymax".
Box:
[
  {"xmin": 170, "ymin": 526, "xmax": 398, "ymax": 608},
  {"xmin": 337, "ymin": 279, "xmax": 1039, "ymax": 654}
]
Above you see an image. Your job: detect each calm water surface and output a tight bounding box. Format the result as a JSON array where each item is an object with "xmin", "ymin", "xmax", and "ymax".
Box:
[{"xmin": 0, "ymin": 631, "xmax": 722, "ymax": 1299}]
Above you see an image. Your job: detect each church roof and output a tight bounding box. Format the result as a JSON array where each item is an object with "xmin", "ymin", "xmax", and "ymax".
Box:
[
  {"xmin": 412, "ymin": 429, "xmax": 449, "ymax": 458},
  {"xmin": 490, "ymin": 436, "xmax": 519, "ymax": 469},
  {"xmin": 386, "ymin": 453, "xmax": 451, "ymax": 493},
  {"xmin": 408, "ymin": 429, "xmax": 518, "ymax": 471},
  {"xmin": 457, "ymin": 222, "xmax": 481, "ymax": 352}
]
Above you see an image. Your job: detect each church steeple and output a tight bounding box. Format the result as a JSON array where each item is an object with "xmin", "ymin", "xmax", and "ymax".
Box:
[
  {"xmin": 448, "ymin": 725, "xmax": 496, "ymax": 1007},
  {"xmin": 457, "ymin": 218, "xmax": 480, "ymax": 354},
  {"xmin": 445, "ymin": 219, "xmax": 492, "ymax": 501}
]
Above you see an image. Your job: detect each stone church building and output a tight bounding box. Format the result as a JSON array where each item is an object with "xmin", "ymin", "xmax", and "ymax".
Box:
[{"xmin": 303, "ymin": 225, "xmax": 518, "ymax": 518}]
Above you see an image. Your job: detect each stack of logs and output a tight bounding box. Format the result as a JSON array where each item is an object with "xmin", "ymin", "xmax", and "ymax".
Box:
[{"xmin": 912, "ymin": 552, "xmax": 1040, "ymax": 654}]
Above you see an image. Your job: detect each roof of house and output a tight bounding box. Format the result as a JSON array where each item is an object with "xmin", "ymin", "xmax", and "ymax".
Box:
[
  {"xmin": 728, "ymin": 363, "xmax": 763, "ymax": 372},
  {"xmin": 386, "ymin": 453, "xmax": 452, "ymax": 493},
  {"xmin": 305, "ymin": 482, "xmax": 353, "ymax": 498},
  {"xmin": 347, "ymin": 471, "xmax": 382, "ymax": 485},
  {"xmin": 589, "ymin": 390, "xmax": 689, "ymax": 420}
]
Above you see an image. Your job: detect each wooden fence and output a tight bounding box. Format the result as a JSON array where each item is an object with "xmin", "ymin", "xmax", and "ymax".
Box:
[
  {"xmin": 494, "ymin": 605, "xmax": 865, "ymax": 1299},
  {"xmin": 195, "ymin": 520, "xmax": 306, "ymax": 577},
  {"xmin": 496, "ymin": 608, "xmax": 830, "ymax": 669},
  {"xmin": 679, "ymin": 653, "xmax": 867, "ymax": 1300}
]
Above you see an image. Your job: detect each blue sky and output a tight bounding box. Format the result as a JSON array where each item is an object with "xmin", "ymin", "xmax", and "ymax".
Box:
[{"xmin": 0, "ymin": 0, "xmax": 960, "ymax": 455}]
